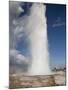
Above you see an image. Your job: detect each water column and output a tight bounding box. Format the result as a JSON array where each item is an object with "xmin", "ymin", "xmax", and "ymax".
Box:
[{"xmin": 28, "ymin": 3, "xmax": 51, "ymax": 75}]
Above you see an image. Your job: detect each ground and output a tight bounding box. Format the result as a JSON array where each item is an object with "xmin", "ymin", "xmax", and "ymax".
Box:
[{"xmin": 9, "ymin": 70, "xmax": 66, "ymax": 89}]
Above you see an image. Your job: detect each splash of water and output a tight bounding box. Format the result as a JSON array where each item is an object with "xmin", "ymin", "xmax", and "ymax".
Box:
[{"xmin": 27, "ymin": 3, "xmax": 51, "ymax": 75}]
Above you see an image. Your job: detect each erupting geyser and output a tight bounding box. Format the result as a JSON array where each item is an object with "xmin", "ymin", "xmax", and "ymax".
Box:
[{"xmin": 28, "ymin": 3, "xmax": 51, "ymax": 75}]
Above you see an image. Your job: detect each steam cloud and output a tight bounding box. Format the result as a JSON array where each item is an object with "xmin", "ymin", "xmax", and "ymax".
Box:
[
  {"xmin": 9, "ymin": 2, "xmax": 51, "ymax": 75},
  {"xmin": 27, "ymin": 3, "xmax": 51, "ymax": 75}
]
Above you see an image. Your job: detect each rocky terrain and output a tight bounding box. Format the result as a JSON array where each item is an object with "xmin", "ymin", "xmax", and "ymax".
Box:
[{"xmin": 9, "ymin": 70, "xmax": 66, "ymax": 89}]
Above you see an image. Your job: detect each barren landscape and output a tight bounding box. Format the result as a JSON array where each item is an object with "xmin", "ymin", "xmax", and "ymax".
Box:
[{"xmin": 9, "ymin": 70, "xmax": 66, "ymax": 89}]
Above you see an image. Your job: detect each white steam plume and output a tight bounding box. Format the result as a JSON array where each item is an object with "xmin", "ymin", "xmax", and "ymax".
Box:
[{"xmin": 26, "ymin": 3, "xmax": 51, "ymax": 75}]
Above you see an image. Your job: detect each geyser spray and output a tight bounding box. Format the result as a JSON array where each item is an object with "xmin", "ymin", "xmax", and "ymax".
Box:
[{"xmin": 27, "ymin": 3, "xmax": 51, "ymax": 75}]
